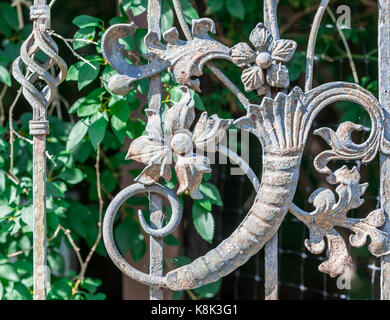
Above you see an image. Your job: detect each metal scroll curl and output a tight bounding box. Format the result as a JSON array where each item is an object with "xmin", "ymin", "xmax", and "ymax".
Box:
[
  {"xmin": 102, "ymin": 183, "xmax": 182, "ymax": 287},
  {"xmin": 102, "ymin": 149, "xmax": 260, "ymax": 288}
]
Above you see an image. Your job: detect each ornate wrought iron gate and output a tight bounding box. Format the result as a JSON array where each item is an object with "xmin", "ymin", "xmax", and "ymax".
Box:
[{"xmin": 11, "ymin": 0, "xmax": 390, "ymax": 300}]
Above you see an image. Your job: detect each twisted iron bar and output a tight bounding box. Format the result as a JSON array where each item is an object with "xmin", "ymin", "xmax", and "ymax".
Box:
[{"xmin": 12, "ymin": 0, "xmax": 67, "ymax": 300}]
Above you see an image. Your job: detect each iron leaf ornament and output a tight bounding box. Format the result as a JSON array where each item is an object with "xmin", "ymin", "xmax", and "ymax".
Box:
[
  {"xmin": 102, "ymin": 18, "xmax": 230, "ymax": 95},
  {"xmin": 292, "ymin": 166, "xmax": 390, "ymax": 277},
  {"xmin": 102, "ymin": 0, "xmax": 390, "ymax": 292}
]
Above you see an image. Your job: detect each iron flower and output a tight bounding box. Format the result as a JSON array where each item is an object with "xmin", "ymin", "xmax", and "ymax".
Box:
[
  {"xmin": 229, "ymin": 22, "xmax": 297, "ymax": 95},
  {"xmin": 126, "ymin": 87, "xmax": 231, "ymax": 199}
]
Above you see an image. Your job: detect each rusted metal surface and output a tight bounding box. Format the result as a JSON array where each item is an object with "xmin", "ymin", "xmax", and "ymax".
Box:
[
  {"xmin": 379, "ymin": 0, "xmax": 390, "ymax": 300},
  {"xmin": 101, "ymin": 0, "xmax": 390, "ymax": 299},
  {"xmin": 12, "ymin": 0, "xmax": 67, "ymax": 300}
]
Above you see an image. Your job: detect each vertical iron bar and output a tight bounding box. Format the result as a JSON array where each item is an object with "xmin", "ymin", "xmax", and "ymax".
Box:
[
  {"xmin": 379, "ymin": 0, "xmax": 390, "ymax": 300},
  {"xmin": 265, "ymin": 235, "xmax": 278, "ymax": 300},
  {"xmin": 149, "ymin": 195, "xmax": 164, "ymax": 300},
  {"xmin": 33, "ymin": 134, "xmax": 48, "ymax": 300},
  {"xmin": 12, "ymin": 0, "xmax": 65, "ymax": 301},
  {"xmin": 33, "ymin": 0, "xmax": 48, "ymax": 301},
  {"xmin": 147, "ymin": 0, "xmax": 164, "ymax": 300},
  {"xmin": 263, "ymin": 0, "xmax": 279, "ymax": 301}
]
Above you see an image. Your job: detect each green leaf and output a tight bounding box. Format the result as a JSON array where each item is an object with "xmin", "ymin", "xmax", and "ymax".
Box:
[
  {"xmin": 110, "ymin": 100, "xmax": 130, "ymax": 143},
  {"xmin": 88, "ymin": 114, "xmax": 108, "ymax": 149},
  {"xmin": 226, "ymin": 0, "xmax": 245, "ymax": 20},
  {"xmin": 109, "ymin": 16, "xmax": 128, "ymax": 26},
  {"xmin": 0, "ymin": 15, "xmax": 12, "ymax": 37},
  {"xmin": 0, "ymin": 280, "xmax": 3, "ymax": 300},
  {"xmin": 161, "ymin": 2, "xmax": 174, "ymax": 33},
  {"xmin": 173, "ymin": 290, "xmax": 184, "ymax": 300},
  {"xmin": 58, "ymin": 168, "xmax": 85, "ymax": 184},
  {"xmin": 114, "ymin": 218, "xmax": 146, "ymax": 262},
  {"xmin": 193, "ymin": 91, "xmax": 205, "ymax": 111},
  {"xmin": 48, "ymin": 279, "xmax": 72, "ymax": 300},
  {"xmin": 0, "ymin": 65, "xmax": 11, "ymax": 87},
  {"xmin": 66, "ymin": 120, "xmax": 88, "ymax": 151},
  {"xmin": 78, "ymin": 61, "xmax": 101, "ymax": 90},
  {"xmin": 77, "ymin": 99, "xmax": 101, "ymax": 117},
  {"xmin": 68, "ymin": 97, "xmax": 86, "ymax": 113},
  {"xmin": 111, "ymin": 100, "xmax": 130, "ymax": 122},
  {"xmin": 84, "ymin": 292, "xmax": 106, "ymax": 300},
  {"xmin": 47, "ymin": 251, "xmax": 65, "ymax": 275},
  {"xmin": 0, "ymin": 170, "xmax": 5, "ymax": 192},
  {"xmin": 81, "ymin": 278, "xmax": 102, "ymax": 294},
  {"xmin": 13, "ymin": 283, "xmax": 32, "ymax": 300},
  {"xmin": 207, "ymin": 0, "xmax": 224, "ymax": 14},
  {"xmin": 13, "ymin": 260, "xmax": 32, "ymax": 276},
  {"xmin": 122, "ymin": 0, "xmax": 148, "ymax": 16},
  {"xmin": 197, "ymin": 198, "xmax": 212, "ymax": 211},
  {"xmin": 163, "ymin": 234, "xmax": 180, "ymax": 246},
  {"xmin": 0, "ymin": 205, "xmax": 13, "ymax": 218},
  {"xmin": 0, "ymin": 3, "xmax": 18, "ymax": 31},
  {"xmin": 199, "ymin": 183, "xmax": 223, "ymax": 206},
  {"xmin": 5, "ymin": 282, "xmax": 32, "ymax": 300},
  {"xmin": 134, "ymin": 29, "xmax": 148, "ymax": 55},
  {"xmin": 172, "ymin": 255, "xmax": 192, "ymax": 267},
  {"xmin": 72, "ymin": 15, "xmax": 103, "ymax": 29},
  {"xmin": 18, "ymin": 234, "xmax": 31, "ymax": 251},
  {"xmin": 111, "ymin": 117, "xmax": 127, "ymax": 143},
  {"xmin": 174, "ymin": 0, "xmax": 199, "ymax": 22},
  {"xmin": 21, "ymin": 206, "xmax": 33, "ymax": 226},
  {"xmin": 0, "ymin": 264, "xmax": 20, "ymax": 282},
  {"xmin": 194, "ymin": 279, "xmax": 222, "ymax": 299},
  {"xmin": 73, "ymin": 27, "xmax": 96, "ymax": 50},
  {"xmin": 118, "ymin": 35, "xmax": 134, "ymax": 51},
  {"xmin": 47, "ymin": 182, "xmax": 65, "ymax": 198},
  {"xmin": 65, "ymin": 62, "xmax": 83, "ymax": 82},
  {"xmin": 192, "ymin": 202, "xmax": 215, "ymax": 244}
]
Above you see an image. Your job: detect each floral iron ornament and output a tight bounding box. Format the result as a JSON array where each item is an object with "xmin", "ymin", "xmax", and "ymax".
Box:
[
  {"xmin": 102, "ymin": 0, "xmax": 390, "ymax": 296},
  {"xmin": 126, "ymin": 87, "xmax": 231, "ymax": 199},
  {"xmin": 229, "ymin": 23, "xmax": 297, "ymax": 94}
]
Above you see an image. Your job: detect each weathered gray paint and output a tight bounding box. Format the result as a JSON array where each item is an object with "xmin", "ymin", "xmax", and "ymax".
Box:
[
  {"xmin": 379, "ymin": 0, "xmax": 390, "ymax": 300},
  {"xmin": 263, "ymin": 0, "xmax": 280, "ymax": 300},
  {"xmin": 12, "ymin": 0, "xmax": 390, "ymax": 301},
  {"xmin": 12, "ymin": 0, "xmax": 67, "ymax": 300},
  {"xmin": 101, "ymin": 0, "xmax": 390, "ymax": 299}
]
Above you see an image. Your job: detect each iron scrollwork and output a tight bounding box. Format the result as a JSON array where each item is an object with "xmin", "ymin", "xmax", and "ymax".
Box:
[{"xmin": 102, "ymin": 0, "xmax": 390, "ymax": 293}]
